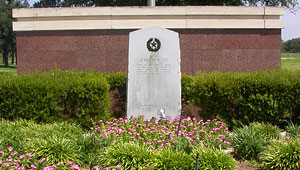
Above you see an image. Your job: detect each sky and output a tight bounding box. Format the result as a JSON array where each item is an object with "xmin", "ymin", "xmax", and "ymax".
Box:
[{"xmin": 27, "ymin": 0, "xmax": 300, "ymax": 41}]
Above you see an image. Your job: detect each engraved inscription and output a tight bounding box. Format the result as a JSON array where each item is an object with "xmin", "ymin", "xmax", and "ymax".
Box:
[{"xmin": 137, "ymin": 58, "xmax": 170, "ymax": 74}]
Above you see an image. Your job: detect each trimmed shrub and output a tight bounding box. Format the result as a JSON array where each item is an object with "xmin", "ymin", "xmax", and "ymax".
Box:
[
  {"xmin": 191, "ymin": 70, "xmax": 300, "ymax": 127},
  {"xmin": 230, "ymin": 123, "xmax": 281, "ymax": 160},
  {"xmin": 0, "ymin": 71, "xmax": 111, "ymax": 127},
  {"xmin": 259, "ymin": 138, "xmax": 300, "ymax": 170},
  {"xmin": 104, "ymin": 72, "xmax": 127, "ymax": 118}
]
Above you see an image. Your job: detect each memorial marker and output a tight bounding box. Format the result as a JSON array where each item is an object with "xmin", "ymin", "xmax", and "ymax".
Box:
[{"xmin": 127, "ymin": 26, "xmax": 181, "ymax": 120}]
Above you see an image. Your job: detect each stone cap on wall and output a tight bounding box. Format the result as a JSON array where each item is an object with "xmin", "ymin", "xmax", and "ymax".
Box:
[{"xmin": 13, "ymin": 6, "xmax": 285, "ymax": 31}]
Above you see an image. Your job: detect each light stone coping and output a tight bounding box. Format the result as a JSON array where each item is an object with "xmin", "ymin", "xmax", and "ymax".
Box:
[{"xmin": 12, "ymin": 6, "xmax": 285, "ymax": 31}]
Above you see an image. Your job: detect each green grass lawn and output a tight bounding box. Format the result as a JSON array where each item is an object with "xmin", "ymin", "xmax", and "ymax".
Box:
[
  {"xmin": 281, "ymin": 53, "xmax": 300, "ymax": 70},
  {"xmin": 0, "ymin": 55, "xmax": 17, "ymax": 74}
]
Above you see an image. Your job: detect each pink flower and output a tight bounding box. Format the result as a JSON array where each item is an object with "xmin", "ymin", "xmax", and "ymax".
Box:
[
  {"xmin": 30, "ymin": 164, "xmax": 37, "ymax": 169},
  {"xmin": 92, "ymin": 166, "xmax": 100, "ymax": 170},
  {"xmin": 39, "ymin": 158, "xmax": 46, "ymax": 163},
  {"xmin": 105, "ymin": 168, "xmax": 110, "ymax": 170},
  {"xmin": 71, "ymin": 165, "xmax": 80, "ymax": 170},
  {"xmin": 66, "ymin": 162, "xmax": 73, "ymax": 166},
  {"xmin": 19, "ymin": 155, "xmax": 25, "ymax": 159},
  {"xmin": 7, "ymin": 146, "xmax": 13, "ymax": 152},
  {"xmin": 26, "ymin": 154, "xmax": 34, "ymax": 158},
  {"xmin": 145, "ymin": 164, "xmax": 150, "ymax": 167},
  {"xmin": 116, "ymin": 165, "xmax": 122, "ymax": 169},
  {"xmin": 57, "ymin": 162, "xmax": 63, "ymax": 166},
  {"xmin": 0, "ymin": 151, "xmax": 4, "ymax": 156}
]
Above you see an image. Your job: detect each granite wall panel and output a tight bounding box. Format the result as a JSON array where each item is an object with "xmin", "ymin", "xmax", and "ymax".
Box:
[{"xmin": 16, "ymin": 29, "xmax": 281, "ymax": 74}]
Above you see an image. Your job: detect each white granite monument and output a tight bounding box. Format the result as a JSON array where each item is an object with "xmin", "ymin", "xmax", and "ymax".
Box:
[{"xmin": 127, "ymin": 26, "xmax": 181, "ymax": 120}]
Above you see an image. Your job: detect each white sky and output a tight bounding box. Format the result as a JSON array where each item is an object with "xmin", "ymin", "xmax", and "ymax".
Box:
[{"xmin": 27, "ymin": 0, "xmax": 300, "ymax": 41}]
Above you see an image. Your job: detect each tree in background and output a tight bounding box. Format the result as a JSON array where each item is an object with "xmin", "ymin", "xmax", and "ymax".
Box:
[
  {"xmin": 0, "ymin": 0, "xmax": 29, "ymax": 67},
  {"xmin": 284, "ymin": 38, "xmax": 300, "ymax": 53}
]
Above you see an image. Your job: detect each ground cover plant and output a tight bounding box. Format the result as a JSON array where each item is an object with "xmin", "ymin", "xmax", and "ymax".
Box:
[
  {"xmin": 0, "ymin": 117, "xmax": 236, "ymax": 169},
  {"xmin": 0, "ymin": 146, "xmax": 83, "ymax": 170},
  {"xmin": 259, "ymin": 138, "xmax": 300, "ymax": 170},
  {"xmin": 229, "ymin": 122, "xmax": 281, "ymax": 160},
  {"xmin": 91, "ymin": 115, "xmax": 231, "ymax": 151}
]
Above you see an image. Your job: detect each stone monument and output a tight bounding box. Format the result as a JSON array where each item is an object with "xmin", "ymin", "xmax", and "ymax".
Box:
[{"xmin": 127, "ymin": 26, "xmax": 181, "ymax": 120}]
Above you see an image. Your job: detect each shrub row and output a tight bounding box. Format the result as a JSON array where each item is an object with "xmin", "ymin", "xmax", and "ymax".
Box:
[
  {"xmin": 1, "ymin": 70, "xmax": 300, "ymax": 127},
  {"xmin": 191, "ymin": 70, "xmax": 300, "ymax": 127},
  {"xmin": 0, "ymin": 71, "xmax": 111, "ymax": 127},
  {"xmin": 101, "ymin": 70, "xmax": 300, "ymax": 127}
]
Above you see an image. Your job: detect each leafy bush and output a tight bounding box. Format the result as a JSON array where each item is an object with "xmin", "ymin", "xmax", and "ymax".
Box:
[
  {"xmin": 99, "ymin": 143, "xmax": 153, "ymax": 170},
  {"xmin": 230, "ymin": 123, "xmax": 281, "ymax": 160},
  {"xmin": 285, "ymin": 121, "xmax": 300, "ymax": 138},
  {"xmin": 193, "ymin": 145, "xmax": 236, "ymax": 170},
  {"xmin": 0, "ymin": 70, "xmax": 111, "ymax": 127},
  {"xmin": 91, "ymin": 116, "xmax": 231, "ymax": 151},
  {"xmin": 151, "ymin": 147, "xmax": 194, "ymax": 170},
  {"xmin": 104, "ymin": 72, "xmax": 127, "ymax": 118},
  {"xmin": 25, "ymin": 136, "xmax": 81, "ymax": 165},
  {"xmin": 259, "ymin": 138, "xmax": 300, "ymax": 170},
  {"xmin": 191, "ymin": 70, "xmax": 300, "ymax": 127}
]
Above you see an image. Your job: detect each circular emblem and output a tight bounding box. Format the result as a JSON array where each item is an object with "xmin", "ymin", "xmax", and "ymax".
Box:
[{"xmin": 147, "ymin": 38, "xmax": 161, "ymax": 52}]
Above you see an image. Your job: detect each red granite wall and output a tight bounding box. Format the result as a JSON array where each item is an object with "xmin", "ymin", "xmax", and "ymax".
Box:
[{"xmin": 16, "ymin": 29, "xmax": 281, "ymax": 74}]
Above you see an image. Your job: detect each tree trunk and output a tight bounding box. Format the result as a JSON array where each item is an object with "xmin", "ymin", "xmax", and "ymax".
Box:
[
  {"xmin": 3, "ymin": 51, "xmax": 9, "ymax": 67},
  {"xmin": 11, "ymin": 55, "xmax": 14, "ymax": 65}
]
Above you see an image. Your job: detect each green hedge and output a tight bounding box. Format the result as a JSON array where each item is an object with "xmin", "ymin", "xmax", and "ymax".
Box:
[
  {"xmin": 2, "ymin": 70, "xmax": 300, "ymax": 128},
  {"xmin": 0, "ymin": 71, "xmax": 111, "ymax": 127},
  {"xmin": 191, "ymin": 70, "xmax": 300, "ymax": 127}
]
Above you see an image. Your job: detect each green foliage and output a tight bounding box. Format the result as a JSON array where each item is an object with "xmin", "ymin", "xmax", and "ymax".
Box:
[
  {"xmin": 230, "ymin": 123, "xmax": 281, "ymax": 160},
  {"xmin": 284, "ymin": 38, "xmax": 300, "ymax": 53},
  {"xmin": 99, "ymin": 143, "xmax": 153, "ymax": 170},
  {"xmin": 192, "ymin": 145, "xmax": 236, "ymax": 170},
  {"xmin": 191, "ymin": 70, "xmax": 300, "ymax": 127},
  {"xmin": 77, "ymin": 134, "xmax": 109, "ymax": 168},
  {"xmin": 25, "ymin": 136, "xmax": 81, "ymax": 165},
  {"xmin": 0, "ymin": 71, "xmax": 111, "ymax": 127},
  {"xmin": 181, "ymin": 74, "xmax": 193, "ymax": 105},
  {"xmin": 100, "ymin": 143, "xmax": 235, "ymax": 170},
  {"xmin": 0, "ymin": 119, "xmax": 84, "ymax": 163},
  {"xmin": 0, "ymin": 119, "xmax": 114, "ymax": 168},
  {"xmin": 150, "ymin": 147, "xmax": 194, "ymax": 170},
  {"xmin": 0, "ymin": 119, "xmax": 26, "ymax": 152},
  {"xmin": 285, "ymin": 121, "xmax": 300, "ymax": 138},
  {"xmin": 104, "ymin": 72, "xmax": 127, "ymax": 118},
  {"xmin": 259, "ymin": 138, "xmax": 300, "ymax": 170}
]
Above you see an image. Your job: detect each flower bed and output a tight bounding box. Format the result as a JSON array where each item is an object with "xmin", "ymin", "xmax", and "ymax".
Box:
[{"xmin": 91, "ymin": 115, "xmax": 231, "ymax": 151}]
